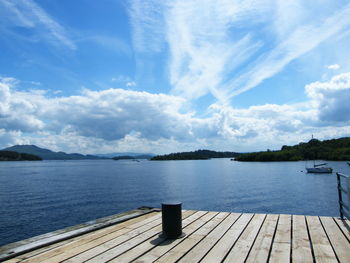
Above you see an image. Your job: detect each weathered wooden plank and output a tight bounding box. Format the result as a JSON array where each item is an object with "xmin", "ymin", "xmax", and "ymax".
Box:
[
  {"xmin": 126, "ymin": 212, "xmax": 219, "ymax": 263},
  {"xmin": 15, "ymin": 212, "xmax": 161, "ymax": 263},
  {"xmin": 169, "ymin": 213, "xmax": 241, "ymax": 263},
  {"xmin": 132, "ymin": 211, "xmax": 218, "ymax": 263},
  {"xmin": 320, "ymin": 216, "xmax": 350, "ymax": 263},
  {"xmin": 245, "ymin": 214, "xmax": 278, "ymax": 263},
  {"xmin": 80, "ymin": 211, "xmax": 205, "ymax": 263},
  {"xmin": 4, "ymin": 210, "xmax": 349, "ymax": 263},
  {"xmin": 0, "ymin": 209, "xmax": 159, "ymax": 262},
  {"xmin": 109, "ymin": 212, "xmax": 226, "ymax": 262},
  {"xmin": 200, "ymin": 213, "xmax": 253, "ymax": 263},
  {"xmin": 292, "ymin": 215, "xmax": 313, "ymax": 263},
  {"xmin": 3, "ymin": 239, "xmax": 73, "ymax": 263},
  {"xmin": 36, "ymin": 213, "xmax": 165, "ymax": 263},
  {"xmin": 3, "ymin": 259, "xmax": 22, "ymax": 263},
  {"xmin": 269, "ymin": 214, "xmax": 291, "ymax": 263},
  {"xmin": 334, "ymin": 218, "xmax": 350, "ymax": 241},
  {"xmin": 223, "ymin": 214, "xmax": 266, "ymax": 263},
  {"xmin": 6, "ymin": 237, "xmax": 77, "ymax": 262},
  {"xmin": 152, "ymin": 212, "xmax": 228, "ymax": 263},
  {"xmin": 306, "ymin": 216, "xmax": 337, "ymax": 263}
]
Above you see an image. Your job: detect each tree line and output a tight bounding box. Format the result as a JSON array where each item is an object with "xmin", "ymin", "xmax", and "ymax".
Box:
[
  {"xmin": 151, "ymin": 149, "xmax": 240, "ymax": 160},
  {"xmin": 235, "ymin": 137, "xmax": 350, "ymax": 161},
  {"xmin": 0, "ymin": 151, "xmax": 42, "ymax": 161}
]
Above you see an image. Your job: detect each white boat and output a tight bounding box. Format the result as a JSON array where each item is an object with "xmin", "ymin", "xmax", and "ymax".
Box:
[
  {"xmin": 305, "ymin": 135, "xmax": 333, "ymax": 173},
  {"xmin": 306, "ymin": 163, "xmax": 333, "ymax": 173},
  {"xmin": 306, "ymin": 166, "xmax": 333, "ymax": 173}
]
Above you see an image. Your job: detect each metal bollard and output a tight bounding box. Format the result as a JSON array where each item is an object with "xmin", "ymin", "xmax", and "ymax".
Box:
[{"xmin": 160, "ymin": 202, "xmax": 185, "ymax": 239}]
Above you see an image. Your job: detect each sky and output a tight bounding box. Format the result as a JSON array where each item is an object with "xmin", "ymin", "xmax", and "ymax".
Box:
[{"xmin": 0, "ymin": 0, "xmax": 350, "ymax": 154}]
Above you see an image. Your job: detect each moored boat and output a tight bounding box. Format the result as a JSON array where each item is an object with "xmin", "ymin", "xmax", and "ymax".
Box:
[
  {"xmin": 305, "ymin": 135, "xmax": 333, "ymax": 173},
  {"xmin": 306, "ymin": 166, "xmax": 333, "ymax": 173}
]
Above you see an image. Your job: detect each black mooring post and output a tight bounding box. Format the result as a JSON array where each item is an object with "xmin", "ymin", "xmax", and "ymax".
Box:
[
  {"xmin": 337, "ymin": 173, "xmax": 344, "ymax": 219},
  {"xmin": 161, "ymin": 202, "xmax": 184, "ymax": 239}
]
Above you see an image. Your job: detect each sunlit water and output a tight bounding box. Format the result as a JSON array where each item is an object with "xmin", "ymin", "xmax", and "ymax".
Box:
[{"xmin": 0, "ymin": 159, "xmax": 349, "ymax": 246}]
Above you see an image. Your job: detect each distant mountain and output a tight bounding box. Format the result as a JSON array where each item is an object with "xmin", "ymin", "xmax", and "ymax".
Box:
[
  {"xmin": 151, "ymin": 149, "xmax": 240, "ymax": 160},
  {"xmin": 0, "ymin": 150, "xmax": 42, "ymax": 161},
  {"xmin": 2, "ymin": 145, "xmax": 105, "ymax": 160},
  {"xmin": 96, "ymin": 152, "xmax": 155, "ymax": 158}
]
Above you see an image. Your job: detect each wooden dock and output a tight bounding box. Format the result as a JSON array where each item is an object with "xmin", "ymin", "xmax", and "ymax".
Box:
[{"xmin": 1, "ymin": 209, "xmax": 349, "ymax": 262}]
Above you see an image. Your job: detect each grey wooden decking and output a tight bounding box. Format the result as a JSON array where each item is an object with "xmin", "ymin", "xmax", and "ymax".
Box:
[{"xmin": 2, "ymin": 209, "xmax": 349, "ymax": 262}]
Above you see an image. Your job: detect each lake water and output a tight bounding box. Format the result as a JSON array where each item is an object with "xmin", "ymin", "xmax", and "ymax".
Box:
[{"xmin": 0, "ymin": 159, "xmax": 349, "ymax": 246}]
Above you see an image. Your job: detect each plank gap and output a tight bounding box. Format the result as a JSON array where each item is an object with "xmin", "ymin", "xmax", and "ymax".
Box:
[
  {"xmin": 195, "ymin": 213, "xmax": 243, "ymax": 263},
  {"xmin": 244, "ymin": 214, "xmax": 268, "ymax": 262},
  {"xmin": 266, "ymin": 214, "xmax": 280, "ymax": 263},
  {"xmin": 220, "ymin": 213, "xmax": 256, "ymax": 263},
  {"xmin": 333, "ymin": 218, "xmax": 350, "ymax": 243},
  {"xmin": 174, "ymin": 212, "xmax": 231, "ymax": 263},
  {"xmin": 319, "ymin": 217, "xmax": 341, "ymax": 263},
  {"xmin": 304, "ymin": 216, "xmax": 316, "ymax": 263}
]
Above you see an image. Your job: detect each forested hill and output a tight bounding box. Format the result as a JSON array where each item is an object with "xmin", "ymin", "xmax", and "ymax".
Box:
[
  {"xmin": 235, "ymin": 137, "xmax": 350, "ymax": 161},
  {"xmin": 2, "ymin": 145, "xmax": 104, "ymax": 160},
  {"xmin": 0, "ymin": 151, "xmax": 42, "ymax": 161},
  {"xmin": 151, "ymin": 150, "xmax": 240, "ymax": 160}
]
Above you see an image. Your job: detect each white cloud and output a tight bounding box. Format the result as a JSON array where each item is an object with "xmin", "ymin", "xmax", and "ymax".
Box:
[
  {"xmin": 42, "ymin": 88, "xmax": 194, "ymax": 141},
  {"xmin": 0, "ymin": 0, "xmax": 75, "ymax": 49},
  {"xmin": 225, "ymin": 1, "xmax": 350, "ymax": 99},
  {"xmin": 1, "ymin": 74, "xmax": 350, "ymax": 153},
  {"xmin": 129, "ymin": 0, "xmax": 350, "ymax": 103},
  {"xmin": 129, "ymin": 0, "xmax": 167, "ymax": 53},
  {"xmin": 165, "ymin": 0, "xmax": 266, "ymax": 101},
  {"xmin": 0, "ymin": 77, "xmax": 194, "ymax": 141},
  {"xmin": 306, "ymin": 72, "xmax": 350, "ymax": 123},
  {"xmin": 126, "ymin": 81, "xmax": 137, "ymax": 87},
  {"xmin": 327, "ymin": 64, "xmax": 340, "ymax": 70},
  {"xmin": 111, "ymin": 75, "xmax": 137, "ymax": 88}
]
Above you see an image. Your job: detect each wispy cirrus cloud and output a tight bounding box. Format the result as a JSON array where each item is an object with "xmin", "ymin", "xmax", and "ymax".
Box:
[
  {"xmin": 128, "ymin": 0, "xmax": 167, "ymax": 53},
  {"xmin": 129, "ymin": 0, "xmax": 350, "ymax": 103},
  {"xmin": 0, "ymin": 0, "xmax": 76, "ymax": 49},
  {"xmin": 226, "ymin": 2, "xmax": 350, "ymax": 99}
]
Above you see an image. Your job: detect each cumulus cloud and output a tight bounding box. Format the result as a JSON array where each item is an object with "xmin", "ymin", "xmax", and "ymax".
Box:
[
  {"xmin": 42, "ymin": 88, "xmax": 194, "ymax": 141},
  {"xmin": 306, "ymin": 72, "xmax": 350, "ymax": 123},
  {"xmin": 1, "ymin": 73, "xmax": 350, "ymax": 153},
  {"xmin": 0, "ymin": 78, "xmax": 197, "ymax": 149}
]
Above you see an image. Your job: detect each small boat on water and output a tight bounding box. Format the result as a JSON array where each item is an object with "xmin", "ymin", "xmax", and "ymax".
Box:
[
  {"xmin": 305, "ymin": 135, "xmax": 333, "ymax": 173},
  {"xmin": 306, "ymin": 162, "xmax": 333, "ymax": 173},
  {"xmin": 306, "ymin": 166, "xmax": 333, "ymax": 173}
]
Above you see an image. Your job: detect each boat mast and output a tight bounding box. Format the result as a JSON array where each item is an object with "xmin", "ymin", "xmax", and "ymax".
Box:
[{"xmin": 311, "ymin": 134, "xmax": 315, "ymax": 167}]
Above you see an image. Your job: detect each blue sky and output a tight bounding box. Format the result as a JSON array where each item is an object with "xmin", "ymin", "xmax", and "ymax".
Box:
[{"xmin": 1, "ymin": 0, "xmax": 350, "ymax": 154}]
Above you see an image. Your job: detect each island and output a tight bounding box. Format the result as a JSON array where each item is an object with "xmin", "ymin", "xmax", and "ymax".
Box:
[
  {"xmin": 235, "ymin": 137, "xmax": 350, "ymax": 161},
  {"xmin": 0, "ymin": 150, "xmax": 42, "ymax": 161},
  {"xmin": 112, "ymin": 154, "xmax": 153, "ymax": 160},
  {"xmin": 151, "ymin": 149, "xmax": 240, "ymax": 160}
]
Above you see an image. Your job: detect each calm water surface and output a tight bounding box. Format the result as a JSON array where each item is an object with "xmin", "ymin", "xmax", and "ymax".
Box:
[{"xmin": 0, "ymin": 159, "xmax": 349, "ymax": 246}]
